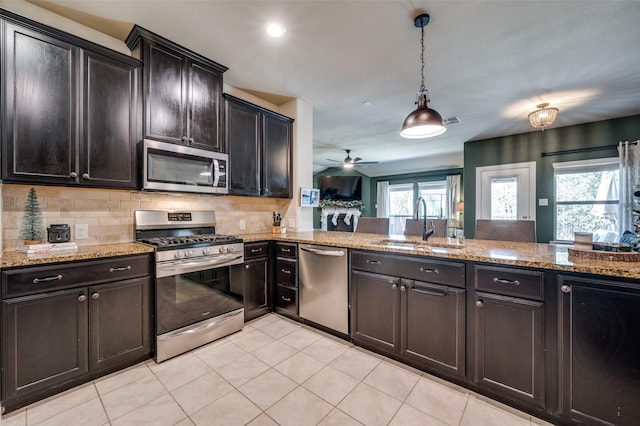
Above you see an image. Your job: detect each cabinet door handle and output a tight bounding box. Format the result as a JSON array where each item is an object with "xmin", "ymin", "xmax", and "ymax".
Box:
[
  {"xmin": 70, "ymin": 171, "xmax": 78, "ymax": 178},
  {"xmin": 109, "ymin": 266, "xmax": 132, "ymax": 273},
  {"xmin": 391, "ymin": 284, "xmax": 398, "ymax": 289},
  {"xmin": 91, "ymin": 292, "xmax": 100, "ymax": 300},
  {"xmin": 366, "ymin": 259, "xmax": 381, "ymax": 265},
  {"xmin": 476, "ymin": 300, "xmax": 483, "ymax": 307},
  {"xmin": 561, "ymin": 284, "xmax": 572, "ymax": 293},
  {"xmin": 282, "ymin": 296, "xmax": 291, "ymax": 302},
  {"xmin": 188, "ymin": 137, "xmax": 194, "ymax": 144},
  {"xmin": 251, "ymin": 248, "xmax": 263, "ymax": 253},
  {"xmin": 78, "ymin": 294, "xmax": 87, "ymax": 302},
  {"xmin": 282, "ymin": 269, "xmax": 291, "ymax": 274},
  {"xmin": 33, "ymin": 274, "xmax": 63, "ymax": 284},
  {"xmin": 82, "ymin": 173, "xmax": 90, "ymax": 180},
  {"xmin": 400, "ymin": 285, "xmax": 406, "ymax": 292},
  {"xmin": 182, "ymin": 136, "xmax": 187, "ymax": 142},
  {"xmin": 493, "ymin": 277, "xmax": 520, "ymax": 286},
  {"xmin": 412, "ymin": 287, "xmax": 447, "ymax": 297},
  {"xmin": 419, "ymin": 267, "xmax": 439, "ymax": 274},
  {"xmin": 245, "ymin": 264, "xmax": 250, "ymax": 270}
]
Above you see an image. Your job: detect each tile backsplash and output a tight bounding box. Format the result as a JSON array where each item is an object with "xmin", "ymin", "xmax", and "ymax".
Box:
[{"xmin": 1, "ymin": 184, "xmax": 293, "ymax": 250}]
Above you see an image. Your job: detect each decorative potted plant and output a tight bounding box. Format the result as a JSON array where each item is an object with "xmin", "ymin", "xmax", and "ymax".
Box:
[{"xmin": 19, "ymin": 188, "xmax": 46, "ymax": 245}]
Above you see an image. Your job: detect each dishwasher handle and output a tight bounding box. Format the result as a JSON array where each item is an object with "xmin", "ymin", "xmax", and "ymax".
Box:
[{"xmin": 300, "ymin": 246, "xmax": 345, "ymax": 257}]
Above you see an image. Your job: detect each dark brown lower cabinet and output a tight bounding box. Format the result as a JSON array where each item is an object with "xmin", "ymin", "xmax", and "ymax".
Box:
[
  {"xmin": 1, "ymin": 255, "xmax": 152, "ymax": 414},
  {"xmin": 403, "ymin": 280, "xmax": 465, "ymax": 376},
  {"xmin": 2, "ymin": 288, "xmax": 89, "ymax": 404},
  {"xmin": 473, "ymin": 292, "xmax": 544, "ymax": 408},
  {"xmin": 89, "ymin": 278, "xmax": 150, "ymax": 371},
  {"xmin": 351, "ymin": 270, "xmax": 399, "ymax": 354},
  {"xmin": 558, "ymin": 275, "xmax": 640, "ymax": 426},
  {"xmin": 242, "ymin": 257, "xmax": 271, "ymax": 321},
  {"xmin": 351, "ymin": 267, "xmax": 465, "ymax": 378}
]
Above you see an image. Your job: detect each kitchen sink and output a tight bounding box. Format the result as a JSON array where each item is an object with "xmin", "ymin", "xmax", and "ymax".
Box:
[{"xmin": 373, "ymin": 238, "xmax": 465, "ymax": 251}]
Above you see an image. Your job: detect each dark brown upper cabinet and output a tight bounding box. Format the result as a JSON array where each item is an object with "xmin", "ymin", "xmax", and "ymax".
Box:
[
  {"xmin": 0, "ymin": 11, "xmax": 141, "ymax": 189},
  {"xmin": 224, "ymin": 94, "xmax": 293, "ymax": 198},
  {"xmin": 126, "ymin": 26, "xmax": 227, "ymax": 152}
]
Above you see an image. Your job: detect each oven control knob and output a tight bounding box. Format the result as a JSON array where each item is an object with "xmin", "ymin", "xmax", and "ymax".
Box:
[
  {"xmin": 218, "ymin": 246, "xmax": 226, "ymax": 254},
  {"xmin": 174, "ymin": 251, "xmax": 183, "ymax": 259},
  {"xmin": 203, "ymin": 247, "xmax": 210, "ymax": 255},
  {"xmin": 227, "ymin": 246, "xmax": 235, "ymax": 253},
  {"xmin": 185, "ymin": 250, "xmax": 193, "ymax": 257}
]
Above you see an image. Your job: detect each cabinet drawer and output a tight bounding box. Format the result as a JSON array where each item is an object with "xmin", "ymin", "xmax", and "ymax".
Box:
[
  {"xmin": 276, "ymin": 284, "xmax": 297, "ymax": 315},
  {"xmin": 2, "ymin": 255, "xmax": 151, "ymax": 298},
  {"xmin": 276, "ymin": 260, "xmax": 297, "ymax": 286},
  {"xmin": 351, "ymin": 251, "xmax": 465, "ymax": 288},
  {"xmin": 474, "ymin": 265, "xmax": 544, "ymax": 300},
  {"xmin": 244, "ymin": 242, "xmax": 270, "ymax": 260},
  {"xmin": 276, "ymin": 243, "xmax": 297, "ymax": 259}
]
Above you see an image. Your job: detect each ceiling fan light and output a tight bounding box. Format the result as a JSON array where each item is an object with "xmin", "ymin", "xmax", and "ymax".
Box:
[
  {"xmin": 343, "ymin": 163, "xmax": 354, "ymax": 169},
  {"xmin": 528, "ymin": 102, "xmax": 558, "ymax": 130}
]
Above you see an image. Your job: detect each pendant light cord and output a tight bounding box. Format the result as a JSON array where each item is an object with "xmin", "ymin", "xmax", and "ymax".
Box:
[{"xmin": 419, "ymin": 23, "xmax": 425, "ymax": 93}]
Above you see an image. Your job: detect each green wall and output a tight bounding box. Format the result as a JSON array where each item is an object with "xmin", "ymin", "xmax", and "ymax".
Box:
[{"xmin": 464, "ymin": 114, "xmax": 640, "ymax": 242}]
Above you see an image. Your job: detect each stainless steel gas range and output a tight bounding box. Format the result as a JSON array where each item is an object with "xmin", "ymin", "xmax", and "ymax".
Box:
[{"xmin": 135, "ymin": 210, "xmax": 244, "ymax": 362}]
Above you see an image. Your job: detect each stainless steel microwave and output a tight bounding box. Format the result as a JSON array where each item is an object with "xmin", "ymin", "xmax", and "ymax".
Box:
[{"xmin": 141, "ymin": 139, "xmax": 228, "ymax": 194}]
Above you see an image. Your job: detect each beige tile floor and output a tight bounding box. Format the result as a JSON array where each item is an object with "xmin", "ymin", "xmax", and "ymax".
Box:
[{"xmin": 1, "ymin": 314, "xmax": 555, "ymax": 426}]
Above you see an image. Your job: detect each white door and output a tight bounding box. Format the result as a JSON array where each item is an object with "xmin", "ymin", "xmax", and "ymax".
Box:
[{"xmin": 476, "ymin": 161, "xmax": 536, "ymax": 221}]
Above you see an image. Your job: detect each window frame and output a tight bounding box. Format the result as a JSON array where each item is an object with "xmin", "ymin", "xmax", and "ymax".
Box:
[{"xmin": 553, "ymin": 157, "xmax": 619, "ymax": 242}]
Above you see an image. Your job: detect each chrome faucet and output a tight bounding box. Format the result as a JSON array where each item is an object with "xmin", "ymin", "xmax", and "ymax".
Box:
[{"xmin": 416, "ymin": 197, "xmax": 436, "ymax": 241}]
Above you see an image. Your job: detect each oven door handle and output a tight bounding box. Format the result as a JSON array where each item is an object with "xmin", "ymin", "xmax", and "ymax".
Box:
[
  {"xmin": 156, "ymin": 254, "xmax": 243, "ymax": 277},
  {"xmin": 166, "ymin": 309, "xmax": 243, "ymax": 338}
]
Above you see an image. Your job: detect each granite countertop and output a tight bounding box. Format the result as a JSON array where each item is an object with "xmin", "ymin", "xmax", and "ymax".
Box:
[
  {"xmin": 239, "ymin": 230, "xmax": 640, "ymax": 280},
  {"xmin": 1, "ymin": 243, "xmax": 155, "ymax": 269},
  {"xmin": 3, "ymin": 232, "xmax": 638, "ymax": 279}
]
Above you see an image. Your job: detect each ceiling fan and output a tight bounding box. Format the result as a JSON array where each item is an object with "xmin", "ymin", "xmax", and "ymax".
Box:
[{"xmin": 325, "ymin": 149, "xmax": 378, "ymax": 169}]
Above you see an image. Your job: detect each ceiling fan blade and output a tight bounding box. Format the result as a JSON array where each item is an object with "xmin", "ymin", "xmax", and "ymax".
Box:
[
  {"xmin": 326, "ymin": 159, "xmax": 342, "ymax": 163},
  {"xmin": 352, "ymin": 157, "xmax": 362, "ymax": 162},
  {"xmin": 354, "ymin": 161, "xmax": 378, "ymax": 165}
]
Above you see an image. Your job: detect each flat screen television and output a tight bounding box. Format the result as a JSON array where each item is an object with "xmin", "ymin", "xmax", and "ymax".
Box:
[{"xmin": 320, "ymin": 175, "xmax": 362, "ymax": 201}]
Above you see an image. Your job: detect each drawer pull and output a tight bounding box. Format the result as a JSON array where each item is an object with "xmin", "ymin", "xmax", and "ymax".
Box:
[
  {"xmin": 78, "ymin": 294, "xmax": 87, "ymax": 302},
  {"xmin": 33, "ymin": 274, "xmax": 63, "ymax": 284},
  {"xmin": 282, "ymin": 296, "xmax": 291, "ymax": 302},
  {"xmin": 419, "ymin": 267, "xmax": 439, "ymax": 274},
  {"xmin": 282, "ymin": 269, "xmax": 291, "ymax": 274},
  {"xmin": 281, "ymin": 248, "xmax": 291, "ymax": 253},
  {"xmin": 412, "ymin": 287, "xmax": 447, "ymax": 297},
  {"xmin": 366, "ymin": 259, "xmax": 381, "ymax": 265},
  {"xmin": 91, "ymin": 292, "xmax": 100, "ymax": 300},
  {"xmin": 251, "ymin": 248, "xmax": 263, "ymax": 253},
  {"xmin": 561, "ymin": 284, "xmax": 572, "ymax": 293},
  {"xmin": 493, "ymin": 277, "xmax": 520, "ymax": 286},
  {"xmin": 109, "ymin": 266, "xmax": 132, "ymax": 273}
]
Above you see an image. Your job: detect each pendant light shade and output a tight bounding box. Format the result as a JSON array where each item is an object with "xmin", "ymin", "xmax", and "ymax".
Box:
[
  {"xmin": 400, "ymin": 92, "xmax": 446, "ymax": 138},
  {"xmin": 400, "ymin": 13, "xmax": 446, "ymax": 139}
]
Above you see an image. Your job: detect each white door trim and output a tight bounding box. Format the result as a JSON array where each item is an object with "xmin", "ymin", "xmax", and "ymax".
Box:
[{"xmin": 475, "ymin": 161, "xmax": 536, "ymax": 221}]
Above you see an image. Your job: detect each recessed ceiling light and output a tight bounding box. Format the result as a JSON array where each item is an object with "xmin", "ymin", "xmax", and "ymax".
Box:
[
  {"xmin": 266, "ymin": 23, "xmax": 286, "ymax": 37},
  {"xmin": 362, "ymin": 101, "xmax": 372, "ymax": 107}
]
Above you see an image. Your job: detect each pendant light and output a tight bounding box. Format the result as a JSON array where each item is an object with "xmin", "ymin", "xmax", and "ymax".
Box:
[{"xmin": 400, "ymin": 13, "xmax": 446, "ymax": 139}]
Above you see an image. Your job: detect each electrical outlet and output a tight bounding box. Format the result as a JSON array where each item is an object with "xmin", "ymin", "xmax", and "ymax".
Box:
[
  {"xmin": 288, "ymin": 218, "xmax": 295, "ymax": 228},
  {"xmin": 239, "ymin": 220, "xmax": 246, "ymax": 230},
  {"xmin": 75, "ymin": 224, "xmax": 88, "ymax": 239}
]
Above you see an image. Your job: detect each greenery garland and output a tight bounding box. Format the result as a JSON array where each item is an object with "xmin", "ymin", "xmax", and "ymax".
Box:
[{"xmin": 319, "ymin": 200, "xmax": 365, "ymax": 211}]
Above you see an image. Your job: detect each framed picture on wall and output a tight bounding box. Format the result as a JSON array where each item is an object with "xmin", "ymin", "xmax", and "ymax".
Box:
[{"xmin": 300, "ymin": 188, "xmax": 320, "ymax": 207}]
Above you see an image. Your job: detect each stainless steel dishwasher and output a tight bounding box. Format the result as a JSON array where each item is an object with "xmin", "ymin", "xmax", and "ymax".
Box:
[{"xmin": 299, "ymin": 244, "xmax": 349, "ymax": 334}]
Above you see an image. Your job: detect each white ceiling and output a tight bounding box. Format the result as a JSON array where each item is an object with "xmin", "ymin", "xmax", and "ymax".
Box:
[{"xmin": 29, "ymin": 0, "xmax": 640, "ymax": 177}]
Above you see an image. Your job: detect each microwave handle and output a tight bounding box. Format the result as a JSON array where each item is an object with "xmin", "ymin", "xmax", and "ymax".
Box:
[{"xmin": 212, "ymin": 159, "xmax": 220, "ymax": 187}]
